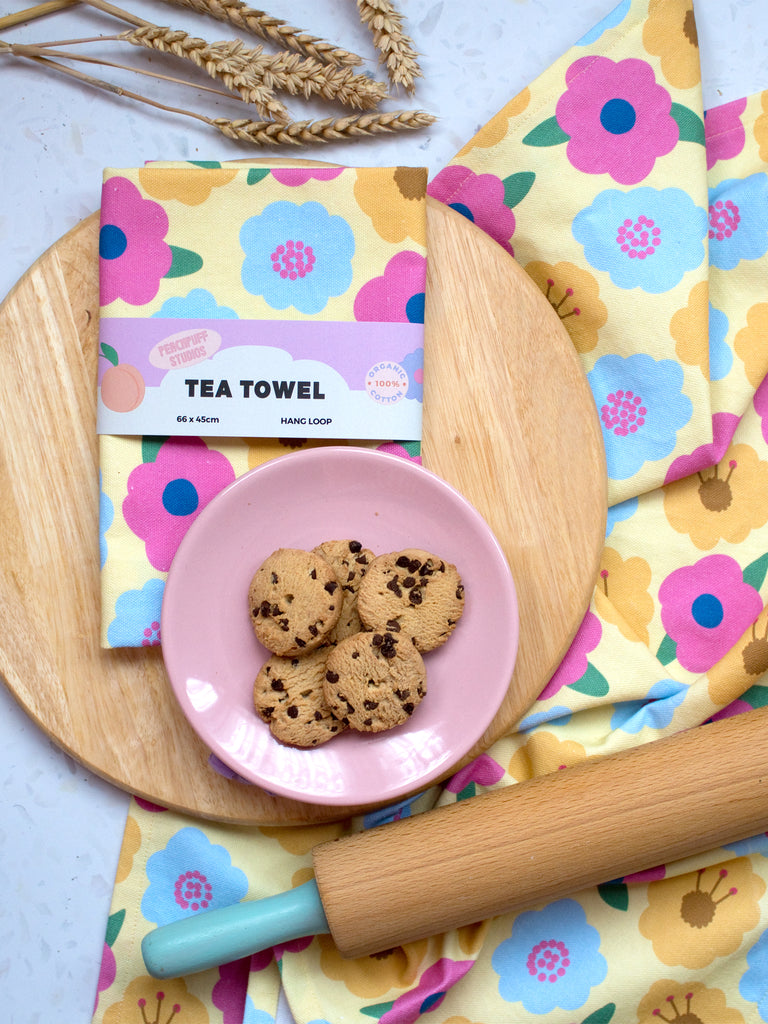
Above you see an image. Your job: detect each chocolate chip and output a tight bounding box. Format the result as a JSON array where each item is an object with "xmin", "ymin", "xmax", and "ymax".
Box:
[
  {"xmin": 371, "ymin": 634, "xmax": 384, "ymax": 647},
  {"xmin": 295, "ymin": 636, "xmax": 306, "ymax": 648},
  {"xmin": 363, "ymin": 718, "xmax": 373, "ymax": 727},
  {"xmin": 263, "ymin": 706, "xmax": 274, "ymax": 718},
  {"xmin": 310, "ymin": 568, "xmax": 317, "ymax": 580},
  {"xmin": 308, "ymin": 624, "xmax": 319, "ymax": 636},
  {"xmin": 325, "ymin": 581, "xmax": 338, "ymax": 594},
  {"xmin": 403, "ymin": 703, "xmax": 415, "ymax": 715},
  {"xmin": 351, "ymin": 651, "xmax": 360, "ymax": 659},
  {"xmin": 386, "ymin": 619, "xmax": 401, "ymax": 632},
  {"xmin": 259, "ymin": 600, "xmax": 271, "ymax": 617},
  {"xmin": 271, "ymin": 572, "xmax": 279, "ymax": 584},
  {"xmin": 287, "ymin": 705, "xmax": 299, "ymax": 719},
  {"xmin": 408, "ymin": 589, "xmax": 423, "ymax": 605},
  {"xmin": 363, "ymin": 700, "xmax": 379, "ymax": 710},
  {"xmin": 456, "ymin": 585, "xmax": 465, "ymax": 599},
  {"xmin": 271, "ymin": 680, "xmax": 284, "ymax": 691},
  {"xmin": 386, "ymin": 578, "xmax": 403, "ymax": 597},
  {"xmin": 271, "ymin": 603, "xmax": 281, "ymax": 616},
  {"xmin": 395, "ymin": 555, "xmax": 411, "ymax": 568},
  {"xmin": 326, "ymin": 670, "xmax": 339, "ymax": 684},
  {"xmin": 408, "ymin": 559, "xmax": 421, "ymax": 573},
  {"xmin": 349, "ymin": 540, "xmax": 362, "ymax": 553},
  {"xmin": 314, "ymin": 710, "xmax": 323, "ymax": 721},
  {"xmin": 347, "ymin": 571, "xmax": 356, "ymax": 582},
  {"xmin": 394, "ymin": 689, "xmax": 410, "ymax": 700},
  {"xmin": 402, "ymin": 576, "xmax": 416, "ymax": 588}
]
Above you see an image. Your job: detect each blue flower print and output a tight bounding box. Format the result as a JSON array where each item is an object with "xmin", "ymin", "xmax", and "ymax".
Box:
[
  {"xmin": 610, "ymin": 678, "xmax": 689, "ymax": 733},
  {"xmin": 244, "ymin": 1000, "xmax": 275, "ymax": 1024},
  {"xmin": 99, "ymin": 470, "xmax": 114, "ymax": 570},
  {"xmin": 576, "ymin": 0, "xmax": 631, "ymax": 45},
  {"xmin": 106, "ymin": 578, "xmax": 165, "ymax": 647},
  {"xmin": 400, "ymin": 347, "xmax": 424, "ymax": 403},
  {"xmin": 708, "ymin": 173, "xmax": 768, "ymax": 270},
  {"xmin": 606, "ymin": 496, "xmax": 638, "ymax": 537},
  {"xmin": 740, "ymin": 927, "xmax": 768, "ymax": 1019},
  {"xmin": 492, "ymin": 899, "xmax": 607, "ymax": 1014},
  {"xmin": 241, "ymin": 200, "xmax": 355, "ymax": 314},
  {"xmin": 709, "ymin": 302, "xmax": 732, "ymax": 380},
  {"xmin": 363, "ymin": 793, "xmax": 423, "ymax": 829},
  {"xmin": 588, "ymin": 352, "xmax": 693, "ymax": 479},
  {"xmin": 725, "ymin": 833, "xmax": 768, "ymax": 857},
  {"xmin": 152, "ymin": 288, "xmax": 238, "ymax": 318},
  {"xmin": 573, "ymin": 187, "xmax": 707, "ymax": 293},
  {"xmin": 518, "ymin": 706, "xmax": 572, "ymax": 731},
  {"xmin": 142, "ymin": 826, "xmax": 249, "ymax": 926}
]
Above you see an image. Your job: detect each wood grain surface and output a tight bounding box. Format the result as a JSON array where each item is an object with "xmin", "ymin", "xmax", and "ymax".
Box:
[{"xmin": 0, "ymin": 194, "xmax": 606, "ymax": 824}]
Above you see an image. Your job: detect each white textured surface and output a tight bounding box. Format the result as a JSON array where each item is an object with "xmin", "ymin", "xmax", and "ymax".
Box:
[{"xmin": 1, "ymin": 2, "xmax": 767, "ymax": 1021}]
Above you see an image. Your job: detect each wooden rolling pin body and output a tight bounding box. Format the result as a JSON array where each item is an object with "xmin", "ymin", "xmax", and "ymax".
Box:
[{"xmin": 313, "ymin": 707, "xmax": 768, "ymax": 959}]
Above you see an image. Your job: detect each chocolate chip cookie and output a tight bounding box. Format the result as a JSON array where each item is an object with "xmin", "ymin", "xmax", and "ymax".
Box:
[
  {"xmin": 248, "ymin": 547, "xmax": 341, "ymax": 656},
  {"xmin": 312, "ymin": 539, "xmax": 374, "ymax": 643},
  {"xmin": 323, "ymin": 630, "xmax": 427, "ymax": 732},
  {"xmin": 357, "ymin": 548, "xmax": 465, "ymax": 652},
  {"xmin": 253, "ymin": 648, "xmax": 345, "ymax": 747}
]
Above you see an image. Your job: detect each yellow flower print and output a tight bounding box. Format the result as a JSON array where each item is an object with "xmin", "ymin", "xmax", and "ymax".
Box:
[
  {"xmin": 507, "ymin": 730, "xmax": 586, "ymax": 781},
  {"xmin": 639, "ymin": 858, "xmax": 765, "ymax": 968},
  {"xmin": 138, "ymin": 165, "xmax": 238, "ymax": 206},
  {"xmin": 456, "ymin": 920, "xmax": 489, "ymax": 955},
  {"xmin": 643, "ymin": 0, "xmax": 700, "ymax": 90},
  {"xmin": 707, "ymin": 607, "xmax": 768, "ymax": 706},
  {"xmin": 734, "ymin": 302, "xmax": 768, "ymax": 390},
  {"xmin": 755, "ymin": 91, "xmax": 768, "ymax": 163},
  {"xmin": 258, "ymin": 820, "xmax": 350, "ymax": 855},
  {"xmin": 103, "ymin": 975, "xmax": 209, "ymax": 1024},
  {"xmin": 455, "ymin": 88, "xmax": 531, "ymax": 156},
  {"xmin": 353, "ymin": 167, "xmax": 427, "ymax": 246},
  {"xmin": 317, "ymin": 932, "xmax": 428, "ymax": 997},
  {"xmin": 637, "ymin": 979, "xmax": 745, "ymax": 1024},
  {"xmin": 116, "ymin": 814, "xmax": 142, "ymax": 883},
  {"xmin": 663, "ymin": 443, "xmax": 768, "ymax": 549},
  {"xmin": 524, "ymin": 260, "xmax": 607, "ymax": 354},
  {"xmin": 595, "ymin": 547, "xmax": 654, "ymax": 645},
  {"xmin": 670, "ymin": 280, "xmax": 709, "ymax": 375}
]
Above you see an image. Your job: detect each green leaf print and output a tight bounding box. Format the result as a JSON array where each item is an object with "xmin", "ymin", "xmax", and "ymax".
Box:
[
  {"xmin": 522, "ymin": 116, "xmax": 570, "ymax": 147},
  {"xmin": 743, "ymin": 552, "xmax": 768, "ymax": 591},
  {"xmin": 361, "ymin": 1000, "xmax": 395, "ymax": 1019},
  {"xmin": 597, "ymin": 882, "xmax": 628, "ymax": 911},
  {"xmin": 247, "ymin": 168, "xmax": 271, "ymax": 185},
  {"xmin": 142, "ymin": 436, "xmax": 169, "ymax": 463},
  {"xmin": 670, "ymin": 102, "xmax": 705, "ymax": 145},
  {"xmin": 105, "ymin": 908, "xmax": 126, "ymax": 947},
  {"xmin": 742, "ymin": 684, "xmax": 768, "ymax": 710},
  {"xmin": 502, "ymin": 171, "xmax": 535, "ymax": 208},
  {"xmin": 189, "ymin": 160, "xmax": 222, "ymax": 168},
  {"xmin": 581, "ymin": 1004, "xmax": 616, "ymax": 1024},
  {"xmin": 165, "ymin": 245, "xmax": 204, "ymax": 278},
  {"xmin": 100, "ymin": 342, "xmax": 119, "ymax": 367},
  {"xmin": 656, "ymin": 633, "xmax": 677, "ymax": 666},
  {"xmin": 568, "ymin": 662, "xmax": 609, "ymax": 697}
]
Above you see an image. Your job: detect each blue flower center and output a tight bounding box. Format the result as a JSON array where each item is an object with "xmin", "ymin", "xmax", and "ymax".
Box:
[
  {"xmin": 406, "ymin": 291, "xmax": 426, "ymax": 324},
  {"xmin": 162, "ymin": 478, "xmax": 199, "ymax": 517},
  {"xmin": 600, "ymin": 97, "xmax": 636, "ymax": 135},
  {"xmin": 99, "ymin": 223, "xmax": 128, "ymax": 260},
  {"xmin": 691, "ymin": 593, "xmax": 724, "ymax": 629},
  {"xmin": 449, "ymin": 202, "xmax": 474, "ymax": 222}
]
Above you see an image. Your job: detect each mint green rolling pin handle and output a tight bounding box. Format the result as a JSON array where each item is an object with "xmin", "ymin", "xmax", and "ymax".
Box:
[{"xmin": 142, "ymin": 879, "xmax": 330, "ymax": 978}]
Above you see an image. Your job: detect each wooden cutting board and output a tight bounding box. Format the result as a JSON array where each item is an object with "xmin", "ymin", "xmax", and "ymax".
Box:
[{"xmin": 0, "ymin": 193, "xmax": 606, "ymax": 825}]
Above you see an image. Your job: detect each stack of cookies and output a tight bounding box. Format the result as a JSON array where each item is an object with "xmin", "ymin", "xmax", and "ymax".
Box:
[{"xmin": 249, "ymin": 541, "xmax": 465, "ymax": 748}]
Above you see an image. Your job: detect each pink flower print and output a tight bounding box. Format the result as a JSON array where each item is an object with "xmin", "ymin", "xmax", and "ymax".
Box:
[
  {"xmin": 705, "ymin": 97, "xmax": 747, "ymax": 170},
  {"xmin": 556, "ymin": 56, "xmax": 678, "ymax": 185},
  {"xmin": 659, "ymin": 554, "xmax": 762, "ymax": 673},
  {"xmin": 212, "ymin": 960, "xmax": 250, "ymax": 1024},
  {"xmin": 664, "ymin": 411, "xmax": 739, "ymax": 484},
  {"xmin": 354, "ymin": 250, "xmax": 427, "ymax": 323},
  {"xmin": 756, "ymin": 375, "xmax": 768, "ymax": 446},
  {"xmin": 428, "ymin": 165, "xmax": 516, "ymax": 254},
  {"xmin": 539, "ymin": 610, "xmax": 601, "ymax": 700},
  {"xmin": 123, "ymin": 437, "xmax": 235, "ymax": 571},
  {"xmin": 378, "ymin": 958, "xmax": 475, "ymax": 1024},
  {"xmin": 270, "ymin": 167, "xmax": 344, "ymax": 186},
  {"xmin": 446, "ymin": 753, "xmax": 505, "ymax": 792},
  {"xmin": 99, "ymin": 176, "xmax": 173, "ymax": 306}
]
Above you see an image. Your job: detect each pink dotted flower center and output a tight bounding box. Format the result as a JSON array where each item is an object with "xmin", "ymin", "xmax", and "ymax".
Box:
[
  {"xmin": 527, "ymin": 938, "xmax": 571, "ymax": 983},
  {"xmin": 174, "ymin": 869, "xmax": 213, "ymax": 911},
  {"xmin": 616, "ymin": 215, "xmax": 661, "ymax": 260},
  {"xmin": 271, "ymin": 239, "xmax": 315, "ymax": 280},
  {"xmin": 600, "ymin": 388, "xmax": 647, "ymax": 436},
  {"xmin": 141, "ymin": 620, "xmax": 161, "ymax": 647},
  {"xmin": 708, "ymin": 199, "xmax": 741, "ymax": 241}
]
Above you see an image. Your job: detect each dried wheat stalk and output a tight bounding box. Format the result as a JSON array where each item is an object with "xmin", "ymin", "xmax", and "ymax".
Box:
[
  {"xmin": 121, "ymin": 25, "xmax": 387, "ymax": 109},
  {"xmin": 214, "ymin": 108, "xmax": 436, "ymax": 145},
  {"xmin": 160, "ymin": 0, "xmax": 362, "ymax": 67},
  {"xmin": 355, "ymin": 0, "xmax": 422, "ymax": 94}
]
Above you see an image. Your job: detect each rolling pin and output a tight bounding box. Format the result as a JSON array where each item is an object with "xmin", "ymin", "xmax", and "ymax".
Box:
[{"xmin": 143, "ymin": 705, "xmax": 768, "ymax": 977}]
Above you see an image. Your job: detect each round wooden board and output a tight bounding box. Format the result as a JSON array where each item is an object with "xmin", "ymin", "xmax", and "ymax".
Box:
[{"xmin": 0, "ymin": 196, "xmax": 606, "ymax": 825}]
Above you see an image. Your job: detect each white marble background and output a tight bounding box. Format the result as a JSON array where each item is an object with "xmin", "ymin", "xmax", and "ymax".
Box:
[{"xmin": 2, "ymin": 1, "xmax": 767, "ymax": 1020}]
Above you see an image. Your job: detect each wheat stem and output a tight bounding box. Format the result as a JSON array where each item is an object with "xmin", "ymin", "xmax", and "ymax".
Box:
[
  {"xmin": 355, "ymin": 0, "xmax": 422, "ymax": 94},
  {"xmin": 160, "ymin": 0, "xmax": 363, "ymax": 67},
  {"xmin": 0, "ymin": 0, "xmax": 78, "ymax": 32},
  {"xmin": 121, "ymin": 25, "xmax": 387, "ymax": 109}
]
